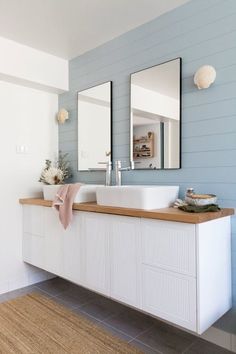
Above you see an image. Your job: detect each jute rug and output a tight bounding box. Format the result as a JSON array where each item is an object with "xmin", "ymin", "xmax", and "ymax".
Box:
[{"xmin": 0, "ymin": 293, "xmax": 142, "ymax": 354}]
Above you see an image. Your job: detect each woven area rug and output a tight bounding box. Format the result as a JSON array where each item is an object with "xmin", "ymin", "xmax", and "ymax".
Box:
[{"xmin": 0, "ymin": 293, "xmax": 142, "ymax": 354}]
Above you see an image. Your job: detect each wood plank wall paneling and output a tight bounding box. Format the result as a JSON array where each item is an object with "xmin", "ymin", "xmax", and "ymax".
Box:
[{"xmin": 59, "ymin": 0, "xmax": 236, "ymax": 303}]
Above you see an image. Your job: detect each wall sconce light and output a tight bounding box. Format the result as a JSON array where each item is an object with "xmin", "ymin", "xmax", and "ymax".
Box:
[
  {"xmin": 194, "ymin": 65, "xmax": 216, "ymax": 89},
  {"xmin": 57, "ymin": 108, "xmax": 69, "ymax": 124}
]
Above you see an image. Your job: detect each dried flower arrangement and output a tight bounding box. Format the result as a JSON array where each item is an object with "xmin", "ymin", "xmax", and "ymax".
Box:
[{"xmin": 39, "ymin": 152, "xmax": 72, "ymax": 185}]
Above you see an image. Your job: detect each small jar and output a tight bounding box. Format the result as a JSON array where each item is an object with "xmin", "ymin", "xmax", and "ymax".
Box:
[{"xmin": 186, "ymin": 188, "xmax": 194, "ymax": 197}]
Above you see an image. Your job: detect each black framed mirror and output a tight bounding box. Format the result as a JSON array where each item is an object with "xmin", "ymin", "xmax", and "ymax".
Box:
[
  {"xmin": 77, "ymin": 81, "xmax": 112, "ymax": 171},
  {"xmin": 130, "ymin": 58, "xmax": 181, "ymax": 170}
]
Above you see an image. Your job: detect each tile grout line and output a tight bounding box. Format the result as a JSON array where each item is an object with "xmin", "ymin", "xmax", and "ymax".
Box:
[
  {"xmin": 131, "ymin": 338, "xmax": 163, "ymax": 354},
  {"xmin": 127, "ymin": 324, "xmax": 164, "ymax": 354},
  {"xmin": 128, "ymin": 324, "xmax": 155, "ymax": 343},
  {"xmin": 99, "ymin": 320, "xmax": 135, "ymax": 340},
  {"xmin": 77, "ymin": 309, "xmax": 117, "ymax": 322},
  {"xmin": 76, "ymin": 309, "xmax": 104, "ymax": 323},
  {"xmin": 99, "ymin": 308, "xmax": 126, "ymax": 323},
  {"xmin": 181, "ymin": 337, "xmax": 199, "ymax": 354},
  {"xmin": 53, "ymin": 294, "xmax": 97, "ymax": 310},
  {"xmin": 34, "ymin": 286, "xmax": 62, "ymax": 298},
  {"xmin": 95, "ymin": 314, "xmax": 138, "ymax": 341}
]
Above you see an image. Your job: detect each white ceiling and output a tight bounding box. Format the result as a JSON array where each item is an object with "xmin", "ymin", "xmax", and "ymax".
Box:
[{"xmin": 0, "ymin": 0, "xmax": 189, "ymax": 59}]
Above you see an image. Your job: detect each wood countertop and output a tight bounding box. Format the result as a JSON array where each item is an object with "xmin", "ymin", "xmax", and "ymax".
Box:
[{"xmin": 19, "ymin": 198, "xmax": 234, "ymax": 224}]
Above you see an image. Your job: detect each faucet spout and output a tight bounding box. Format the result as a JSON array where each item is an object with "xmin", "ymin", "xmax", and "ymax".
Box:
[
  {"xmin": 114, "ymin": 160, "xmax": 133, "ymax": 186},
  {"xmin": 105, "ymin": 161, "xmax": 112, "ymax": 186}
]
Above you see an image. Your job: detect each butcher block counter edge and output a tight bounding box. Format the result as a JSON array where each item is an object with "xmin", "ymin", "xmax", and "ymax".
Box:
[{"xmin": 19, "ymin": 198, "xmax": 234, "ymax": 224}]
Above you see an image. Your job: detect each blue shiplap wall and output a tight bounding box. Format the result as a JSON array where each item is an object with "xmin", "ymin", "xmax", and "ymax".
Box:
[{"xmin": 59, "ymin": 0, "xmax": 236, "ymax": 303}]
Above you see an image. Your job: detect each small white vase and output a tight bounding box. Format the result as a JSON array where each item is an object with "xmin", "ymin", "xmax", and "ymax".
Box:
[{"xmin": 43, "ymin": 184, "xmax": 62, "ymax": 200}]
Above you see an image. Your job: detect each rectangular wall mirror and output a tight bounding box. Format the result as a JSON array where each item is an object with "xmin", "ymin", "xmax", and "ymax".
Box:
[
  {"xmin": 130, "ymin": 58, "xmax": 181, "ymax": 170},
  {"xmin": 78, "ymin": 81, "xmax": 112, "ymax": 171}
]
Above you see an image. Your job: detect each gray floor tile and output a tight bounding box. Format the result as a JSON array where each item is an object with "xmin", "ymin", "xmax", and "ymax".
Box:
[
  {"xmin": 52, "ymin": 295, "xmax": 82, "ymax": 310},
  {"xmin": 35, "ymin": 277, "xmax": 74, "ymax": 296},
  {"xmin": 131, "ymin": 340, "xmax": 161, "ymax": 354},
  {"xmin": 184, "ymin": 338, "xmax": 234, "ymax": 354},
  {"xmin": 104, "ymin": 307, "xmax": 154, "ymax": 338},
  {"xmin": 98, "ymin": 322, "xmax": 134, "ymax": 342},
  {"xmin": 136, "ymin": 320, "xmax": 196, "ymax": 354},
  {"xmin": 214, "ymin": 308, "xmax": 236, "ymax": 335},
  {"xmin": 79, "ymin": 295, "xmax": 126, "ymax": 321},
  {"xmin": 54, "ymin": 286, "xmax": 96, "ymax": 308},
  {"xmin": 73, "ymin": 306, "xmax": 102, "ymax": 325}
]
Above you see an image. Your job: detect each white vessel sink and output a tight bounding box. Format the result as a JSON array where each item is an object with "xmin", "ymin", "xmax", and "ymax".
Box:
[
  {"xmin": 75, "ymin": 185, "xmax": 100, "ymax": 203},
  {"xmin": 43, "ymin": 184, "xmax": 100, "ymax": 203},
  {"xmin": 96, "ymin": 185, "xmax": 179, "ymax": 210}
]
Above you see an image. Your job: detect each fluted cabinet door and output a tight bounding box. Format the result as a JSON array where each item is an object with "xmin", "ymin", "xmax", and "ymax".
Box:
[
  {"xmin": 80, "ymin": 212, "xmax": 110, "ymax": 296},
  {"xmin": 142, "ymin": 265, "xmax": 196, "ymax": 331},
  {"xmin": 62, "ymin": 212, "xmax": 83, "ymax": 284},
  {"xmin": 22, "ymin": 205, "xmax": 45, "ymax": 269},
  {"xmin": 44, "ymin": 208, "xmax": 63, "ymax": 275},
  {"xmin": 110, "ymin": 215, "xmax": 141, "ymax": 308},
  {"xmin": 141, "ymin": 219, "xmax": 196, "ymax": 276},
  {"xmin": 141, "ymin": 219, "xmax": 197, "ymax": 331}
]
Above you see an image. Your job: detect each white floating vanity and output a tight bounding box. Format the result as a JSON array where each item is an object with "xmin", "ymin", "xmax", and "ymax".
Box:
[{"xmin": 20, "ymin": 198, "xmax": 234, "ymax": 334}]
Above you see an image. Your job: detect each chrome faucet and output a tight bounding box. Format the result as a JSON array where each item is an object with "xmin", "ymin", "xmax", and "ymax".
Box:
[
  {"xmin": 89, "ymin": 161, "xmax": 112, "ymax": 186},
  {"xmin": 115, "ymin": 160, "xmax": 134, "ymax": 186},
  {"xmin": 98, "ymin": 161, "xmax": 112, "ymax": 186}
]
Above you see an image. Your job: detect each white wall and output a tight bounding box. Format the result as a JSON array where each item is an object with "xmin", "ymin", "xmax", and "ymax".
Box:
[
  {"xmin": 164, "ymin": 121, "xmax": 180, "ymax": 169},
  {"xmin": 78, "ymin": 100, "xmax": 111, "ymax": 170},
  {"xmin": 131, "ymin": 84, "xmax": 179, "ymax": 121},
  {"xmin": 0, "ymin": 36, "xmax": 68, "ymax": 93},
  {"xmin": 0, "ymin": 80, "xmax": 58, "ymax": 294}
]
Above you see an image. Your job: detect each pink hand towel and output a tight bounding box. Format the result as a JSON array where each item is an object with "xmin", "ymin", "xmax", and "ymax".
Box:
[{"xmin": 53, "ymin": 183, "xmax": 83, "ymax": 229}]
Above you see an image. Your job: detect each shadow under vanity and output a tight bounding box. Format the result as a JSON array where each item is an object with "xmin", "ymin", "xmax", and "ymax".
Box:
[{"xmin": 20, "ymin": 56, "xmax": 234, "ymax": 336}]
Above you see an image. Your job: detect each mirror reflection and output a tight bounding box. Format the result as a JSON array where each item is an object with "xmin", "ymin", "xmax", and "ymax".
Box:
[
  {"xmin": 78, "ymin": 82, "xmax": 112, "ymax": 171},
  {"xmin": 130, "ymin": 58, "xmax": 181, "ymax": 169}
]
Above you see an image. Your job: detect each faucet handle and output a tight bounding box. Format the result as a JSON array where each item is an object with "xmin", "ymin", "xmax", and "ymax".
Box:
[
  {"xmin": 130, "ymin": 161, "xmax": 135, "ymax": 170},
  {"xmin": 115, "ymin": 160, "xmax": 134, "ymax": 170},
  {"xmin": 98, "ymin": 161, "xmax": 112, "ymax": 166}
]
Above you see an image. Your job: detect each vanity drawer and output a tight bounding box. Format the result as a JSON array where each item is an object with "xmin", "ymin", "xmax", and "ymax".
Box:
[
  {"xmin": 141, "ymin": 219, "xmax": 196, "ymax": 277},
  {"xmin": 22, "ymin": 232, "xmax": 45, "ymax": 269},
  {"xmin": 142, "ymin": 265, "xmax": 196, "ymax": 331},
  {"xmin": 23, "ymin": 205, "xmax": 45, "ymax": 236}
]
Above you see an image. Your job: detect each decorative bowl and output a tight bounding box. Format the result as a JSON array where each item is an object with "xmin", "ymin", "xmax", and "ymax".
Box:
[{"xmin": 185, "ymin": 194, "xmax": 217, "ymax": 206}]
